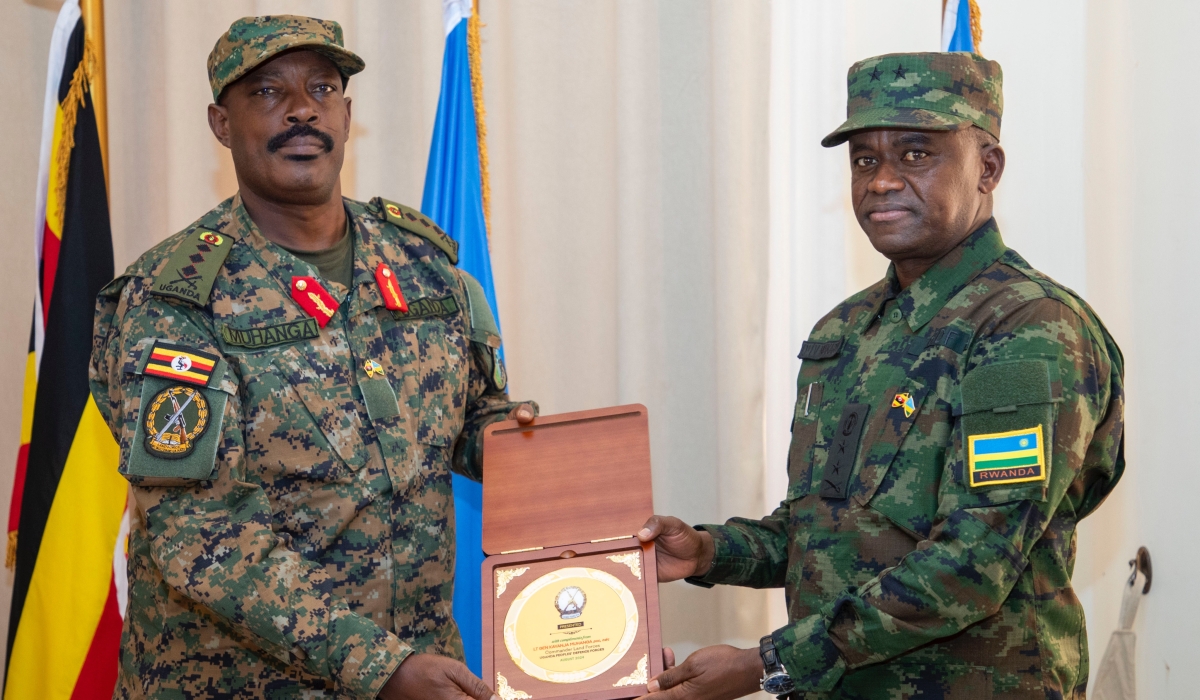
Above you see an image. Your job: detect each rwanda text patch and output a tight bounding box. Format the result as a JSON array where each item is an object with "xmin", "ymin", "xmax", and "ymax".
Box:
[{"xmin": 968, "ymin": 425, "xmax": 1046, "ymax": 488}]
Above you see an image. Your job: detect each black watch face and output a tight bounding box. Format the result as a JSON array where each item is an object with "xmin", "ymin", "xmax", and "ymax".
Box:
[{"xmin": 763, "ymin": 674, "xmax": 796, "ymax": 695}]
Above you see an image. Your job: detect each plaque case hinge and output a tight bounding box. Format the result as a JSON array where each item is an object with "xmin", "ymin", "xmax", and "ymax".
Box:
[{"xmin": 500, "ymin": 546, "xmax": 544, "ymax": 555}]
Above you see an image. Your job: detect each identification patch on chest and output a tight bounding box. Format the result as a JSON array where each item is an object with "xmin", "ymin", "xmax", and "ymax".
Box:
[
  {"xmin": 397, "ymin": 295, "xmax": 459, "ymax": 320},
  {"xmin": 820, "ymin": 403, "xmax": 869, "ymax": 499},
  {"xmin": 221, "ymin": 318, "xmax": 320, "ymax": 349},
  {"xmin": 968, "ymin": 425, "xmax": 1047, "ymax": 487}
]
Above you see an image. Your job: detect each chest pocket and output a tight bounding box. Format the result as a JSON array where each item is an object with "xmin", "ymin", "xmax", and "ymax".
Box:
[
  {"xmin": 786, "ymin": 381, "xmax": 823, "ymax": 501},
  {"xmin": 811, "ymin": 355, "xmax": 936, "ymax": 538},
  {"xmin": 845, "ymin": 376, "xmax": 933, "ymax": 507},
  {"xmin": 240, "ymin": 343, "xmax": 371, "ymax": 477},
  {"xmin": 412, "ymin": 315, "xmax": 469, "ymax": 447}
]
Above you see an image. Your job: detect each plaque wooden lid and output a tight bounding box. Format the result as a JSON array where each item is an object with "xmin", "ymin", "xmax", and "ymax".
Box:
[{"xmin": 481, "ymin": 404, "xmax": 653, "ymax": 555}]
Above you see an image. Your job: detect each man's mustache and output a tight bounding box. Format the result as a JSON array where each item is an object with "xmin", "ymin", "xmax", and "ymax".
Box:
[{"xmin": 266, "ymin": 124, "xmax": 334, "ymax": 154}]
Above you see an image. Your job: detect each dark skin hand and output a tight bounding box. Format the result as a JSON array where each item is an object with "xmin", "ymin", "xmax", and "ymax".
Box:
[
  {"xmin": 380, "ymin": 653, "xmax": 497, "ymax": 700},
  {"xmin": 207, "ymin": 48, "xmax": 352, "ymax": 251},
  {"xmin": 508, "ymin": 403, "xmax": 536, "ymax": 424},
  {"xmin": 636, "ymin": 517, "xmax": 763, "ymax": 699},
  {"xmin": 849, "ymin": 126, "xmax": 1005, "ymax": 288}
]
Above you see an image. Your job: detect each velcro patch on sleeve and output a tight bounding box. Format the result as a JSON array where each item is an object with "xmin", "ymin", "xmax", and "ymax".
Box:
[
  {"xmin": 142, "ymin": 341, "xmax": 219, "ymax": 386},
  {"xmin": 798, "ymin": 338, "xmax": 843, "ymax": 361},
  {"xmin": 968, "ymin": 425, "xmax": 1047, "ymax": 487}
]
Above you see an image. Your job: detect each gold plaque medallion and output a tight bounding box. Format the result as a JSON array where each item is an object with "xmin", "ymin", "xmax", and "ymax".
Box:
[{"xmin": 503, "ymin": 566, "xmax": 639, "ymax": 684}]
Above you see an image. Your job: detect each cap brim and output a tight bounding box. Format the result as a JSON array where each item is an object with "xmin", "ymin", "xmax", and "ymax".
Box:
[
  {"xmin": 820, "ymin": 107, "xmax": 973, "ymax": 148},
  {"xmin": 215, "ymin": 41, "xmax": 366, "ymax": 102}
]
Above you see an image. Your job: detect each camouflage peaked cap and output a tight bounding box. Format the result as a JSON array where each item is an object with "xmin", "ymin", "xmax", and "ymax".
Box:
[
  {"xmin": 207, "ymin": 15, "xmax": 365, "ymax": 102},
  {"xmin": 821, "ymin": 52, "xmax": 1002, "ymax": 148}
]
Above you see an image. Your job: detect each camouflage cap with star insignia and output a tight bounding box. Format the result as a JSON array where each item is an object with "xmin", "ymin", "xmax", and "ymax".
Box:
[
  {"xmin": 207, "ymin": 15, "xmax": 366, "ymax": 102},
  {"xmin": 821, "ymin": 52, "xmax": 1003, "ymax": 147}
]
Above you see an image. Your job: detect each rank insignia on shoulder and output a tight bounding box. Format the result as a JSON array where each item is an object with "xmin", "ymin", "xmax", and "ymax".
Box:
[
  {"xmin": 291, "ymin": 276, "xmax": 339, "ymax": 327},
  {"xmin": 144, "ymin": 384, "xmax": 211, "ymax": 459},
  {"xmin": 892, "ymin": 392, "xmax": 916, "ymax": 418},
  {"xmin": 375, "ymin": 262, "xmax": 408, "ymax": 313},
  {"xmin": 375, "ymin": 197, "xmax": 459, "ymax": 264},
  {"xmin": 968, "ymin": 425, "xmax": 1047, "ymax": 488},
  {"xmin": 151, "ymin": 228, "xmax": 234, "ymax": 306},
  {"xmin": 144, "ymin": 341, "xmax": 219, "ymax": 386}
]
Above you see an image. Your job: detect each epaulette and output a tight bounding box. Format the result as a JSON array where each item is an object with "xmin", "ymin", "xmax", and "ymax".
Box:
[
  {"xmin": 149, "ymin": 228, "xmax": 234, "ymax": 306},
  {"xmin": 372, "ymin": 197, "xmax": 459, "ymax": 265}
]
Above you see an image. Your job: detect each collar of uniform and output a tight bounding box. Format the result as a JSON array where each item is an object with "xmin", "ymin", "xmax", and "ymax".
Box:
[
  {"xmin": 892, "ymin": 218, "xmax": 1006, "ymax": 332},
  {"xmin": 230, "ymin": 192, "xmax": 349, "ymax": 304}
]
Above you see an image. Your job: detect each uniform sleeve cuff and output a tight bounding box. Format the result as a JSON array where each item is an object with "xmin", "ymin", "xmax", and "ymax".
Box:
[
  {"xmin": 773, "ymin": 615, "xmax": 846, "ymax": 693},
  {"xmin": 683, "ymin": 524, "xmax": 756, "ymax": 587},
  {"xmin": 330, "ymin": 611, "xmax": 412, "ymax": 697}
]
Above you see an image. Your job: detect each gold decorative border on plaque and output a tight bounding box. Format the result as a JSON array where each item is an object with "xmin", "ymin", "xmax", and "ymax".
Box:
[
  {"xmin": 496, "ymin": 567, "xmax": 530, "ymax": 598},
  {"xmin": 503, "ymin": 566, "xmax": 640, "ymax": 684},
  {"xmin": 497, "ymin": 672, "xmax": 533, "ymax": 699},
  {"xmin": 607, "ymin": 551, "xmax": 642, "ymax": 580},
  {"xmin": 613, "ymin": 654, "xmax": 649, "ymax": 687}
]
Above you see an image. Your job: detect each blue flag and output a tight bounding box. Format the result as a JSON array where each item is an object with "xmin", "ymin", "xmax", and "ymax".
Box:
[
  {"xmin": 941, "ymin": 0, "xmax": 977, "ymax": 53},
  {"xmin": 421, "ymin": 0, "xmax": 496, "ymax": 676}
]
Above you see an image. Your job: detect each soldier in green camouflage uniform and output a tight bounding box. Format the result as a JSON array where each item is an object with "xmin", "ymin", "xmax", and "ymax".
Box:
[
  {"xmin": 90, "ymin": 16, "xmax": 531, "ymax": 699},
  {"xmin": 637, "ymin": 53, "xmax": 1124, "ymax": 700}
]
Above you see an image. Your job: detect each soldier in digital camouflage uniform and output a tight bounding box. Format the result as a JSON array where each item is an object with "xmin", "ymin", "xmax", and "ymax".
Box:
[
  {"xmin": 637, "ymin": 53, "xmax": 1124, "ymax": 700},
  {"xmin": 90, "ymin": 15, "xmax": 532, "ymax": 699}
]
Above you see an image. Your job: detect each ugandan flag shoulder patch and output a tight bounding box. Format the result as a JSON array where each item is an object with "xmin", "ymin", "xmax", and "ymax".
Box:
[
  {"xmin": 143, "ymin": 341, "xmax": 219, "ymax": 387},
  {"xmin": 968, "ymin": 425, "xmax": 1047, "ymax": 488}
]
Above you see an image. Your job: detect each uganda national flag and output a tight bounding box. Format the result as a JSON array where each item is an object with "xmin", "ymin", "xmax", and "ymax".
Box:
[{"xmin": 4, "ymin": 1, "xmax": 129, "ymax": 698}]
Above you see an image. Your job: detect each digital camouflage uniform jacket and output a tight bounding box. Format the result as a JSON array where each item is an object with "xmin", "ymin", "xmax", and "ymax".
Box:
[
  {"xmin": 90, "ymin": 194, "xmax": 529, "ymax": 698},
  {"xmin": 692, "ymin": 221, "xmax": 1124, "ymax": 699}
]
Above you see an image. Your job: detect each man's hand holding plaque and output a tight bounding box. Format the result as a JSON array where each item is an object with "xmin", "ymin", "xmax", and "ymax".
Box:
[{"xmin": 633, "ymin": 518, "xmax": 764, "ymax": 700}]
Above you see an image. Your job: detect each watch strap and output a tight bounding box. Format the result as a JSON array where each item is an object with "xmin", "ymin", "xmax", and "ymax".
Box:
[{"xmin": 760, "ymin": 634, "xmax": 782, "ymax": 673}]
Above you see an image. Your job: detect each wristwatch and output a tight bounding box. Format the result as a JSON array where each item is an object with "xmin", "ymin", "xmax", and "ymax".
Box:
[{"xmin": 759, "ymin": 634, "xmax": 796, "ymax": 697}]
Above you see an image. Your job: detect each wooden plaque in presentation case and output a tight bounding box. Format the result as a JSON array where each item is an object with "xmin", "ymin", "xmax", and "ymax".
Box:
[{"xmin": 481, "ymin": 405, "xmax": 662, "ymax": 700}]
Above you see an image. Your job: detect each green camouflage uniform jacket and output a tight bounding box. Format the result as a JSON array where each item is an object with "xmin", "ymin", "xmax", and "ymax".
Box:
[
  {"xmin": 90, "ymin": 194, "xmax": 529, "ymax": 698},
  {"xmin": 692, "ymin": 221, "xmax": 1124, "ymax": 699}
]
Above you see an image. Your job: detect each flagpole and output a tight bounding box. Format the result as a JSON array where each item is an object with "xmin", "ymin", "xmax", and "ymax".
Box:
[{"xmin": 80, "ymin": 0, "xmax": 107, "ymax": 189}]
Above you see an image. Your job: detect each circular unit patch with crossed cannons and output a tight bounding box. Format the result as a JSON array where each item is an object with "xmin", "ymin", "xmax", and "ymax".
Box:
[{"xmin": 144, "ymin": 384, "xmax": 211, "ymax": 459}]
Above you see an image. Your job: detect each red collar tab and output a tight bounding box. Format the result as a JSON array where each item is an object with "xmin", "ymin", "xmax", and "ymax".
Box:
[
  {"xmin": 290, "ymin": 276, "xmax": 339, "ymax": 327},
  {"xmin": 375, "ymin": 262, "xmax": 409, "ymax": 313}
]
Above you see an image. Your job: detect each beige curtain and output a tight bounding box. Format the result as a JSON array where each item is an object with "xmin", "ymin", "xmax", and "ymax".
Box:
[{"xmin": 482, "ymin": 0, "xmax": 773, "ymax": 657}]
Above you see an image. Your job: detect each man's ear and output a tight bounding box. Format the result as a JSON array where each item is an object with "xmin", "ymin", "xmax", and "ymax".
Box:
[
  {"xmin": 208, "ymin": 103, "xmax": 232, "ymax": 149},
  {"xmin": 343, "ymin": 97, "xmax": 353, "ymax": 142},
  {"xmin": 979, "ymin": 143, "xmax": 1005, "ymax": 194}
]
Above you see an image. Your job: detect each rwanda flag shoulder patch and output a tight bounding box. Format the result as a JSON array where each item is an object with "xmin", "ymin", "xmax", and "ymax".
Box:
[
  {"xmin": 142, "ymin": 341, "xmax": 219, "ymax": 387},
  {"xmin": 967, "ymin": 425, "xmax": 1047, "ymax": 488}
]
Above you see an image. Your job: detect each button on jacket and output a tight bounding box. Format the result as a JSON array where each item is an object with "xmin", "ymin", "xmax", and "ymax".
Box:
[
  {"xmin": 90, "ymin": 195, "xmax": 527, "ymax": 697},
  {"xmin": 692, "ymin": 221, "xmax": 1124, "ymax": 699}
]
